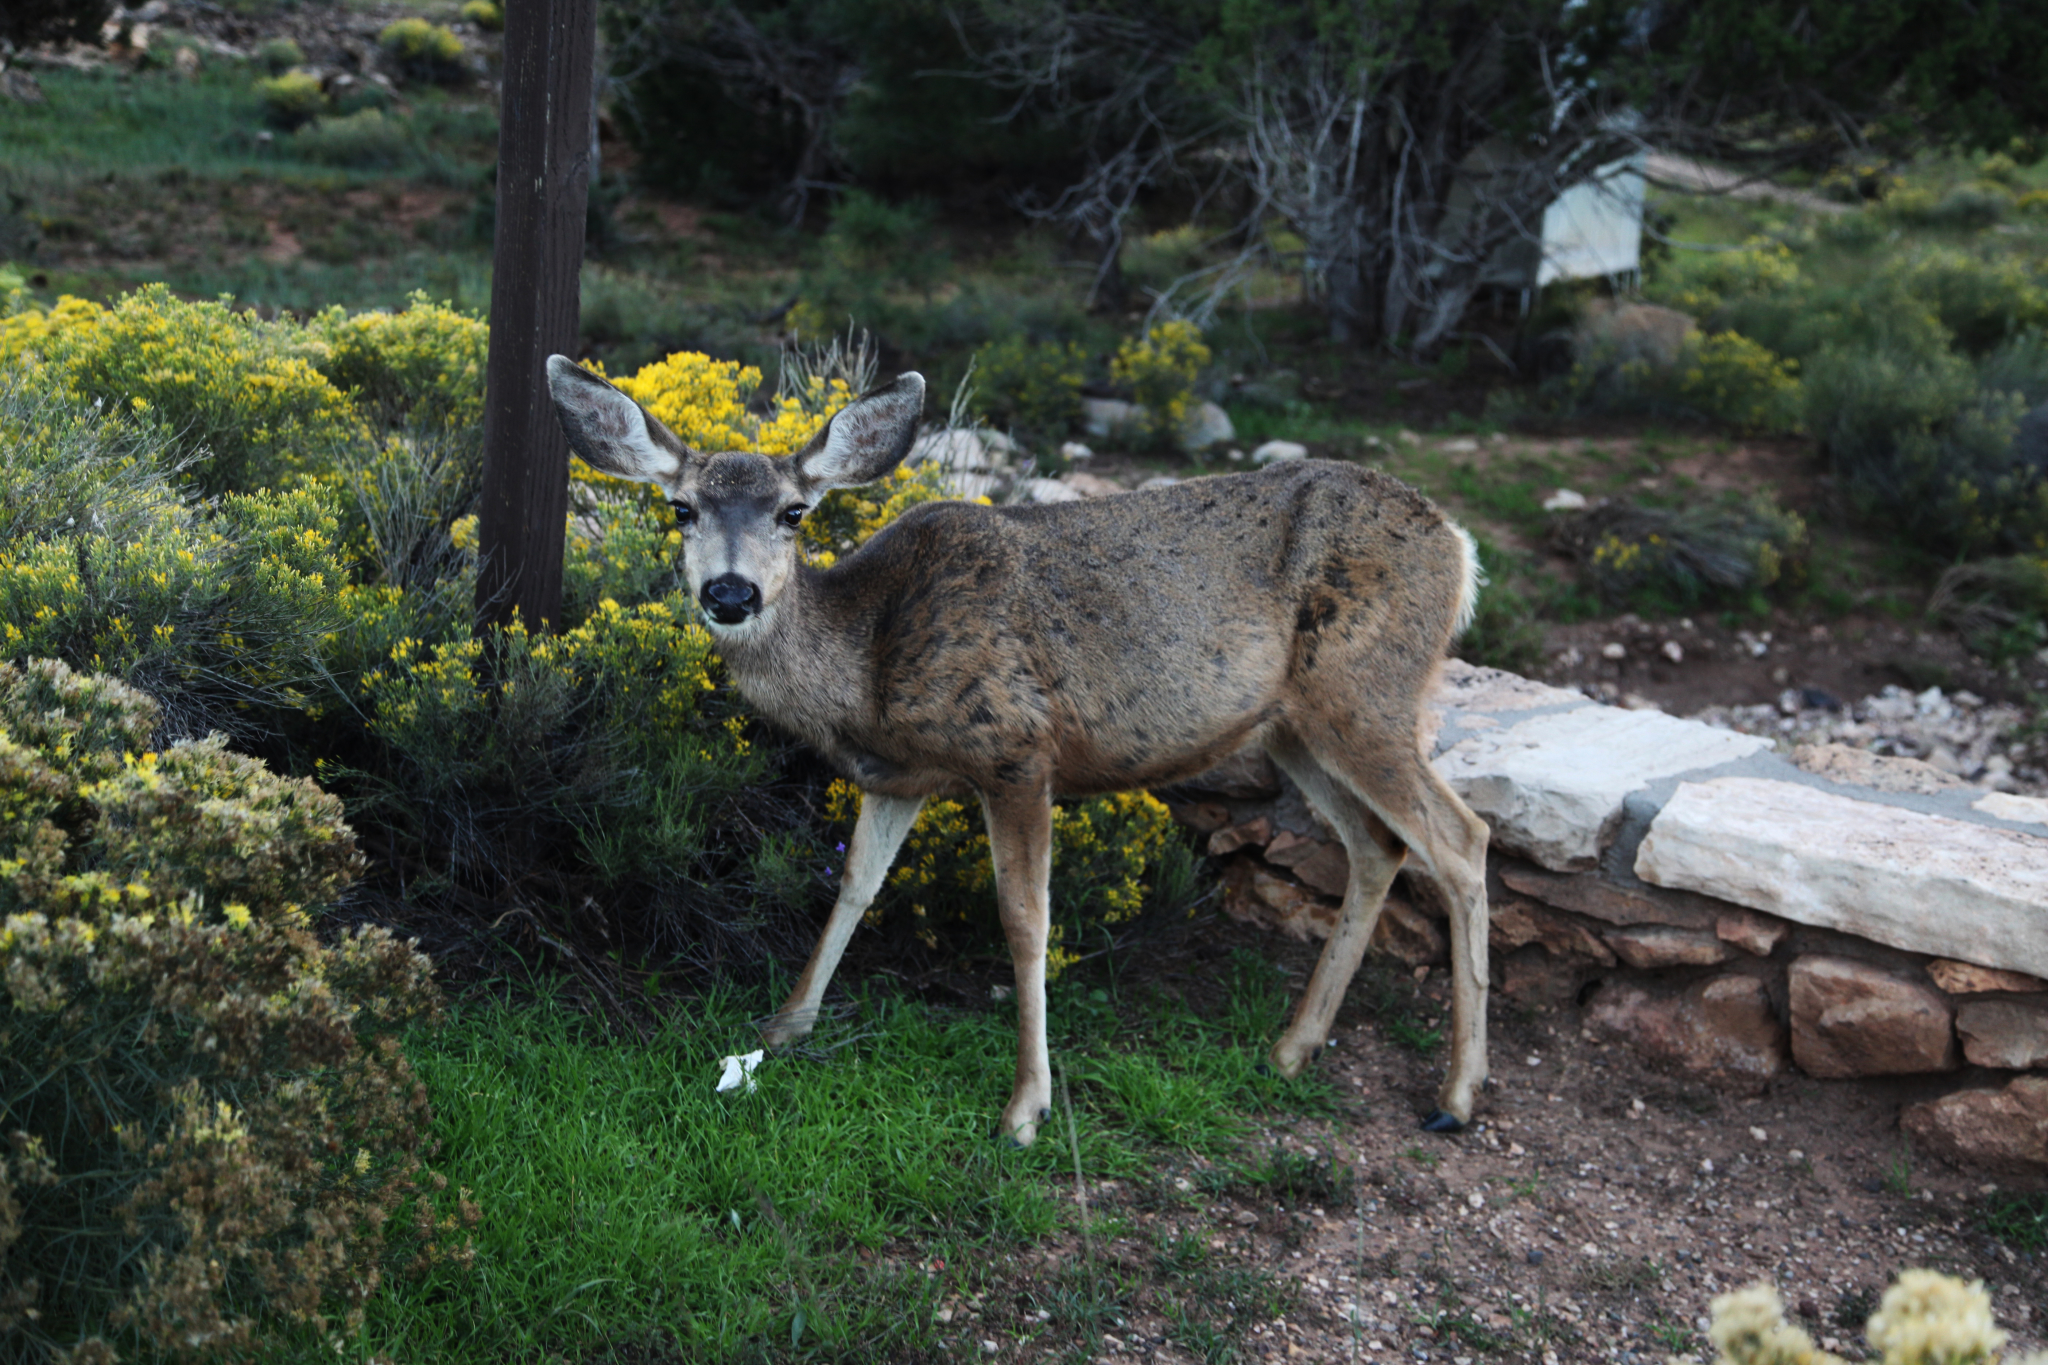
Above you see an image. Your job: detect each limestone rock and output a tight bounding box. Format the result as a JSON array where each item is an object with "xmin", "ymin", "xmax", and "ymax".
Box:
[
  {"xmin": 1252, "ymin": 440, "xmax": 1309, "ymax": 463},
  {"xmin": 1901, "ymin": 1076, "xmax": 2048, "ymax": 1173},
  {"xmin": 1788, "ymin": 955, "xmax": 1958, "ymax": 1078},
  {"xmin": 1498, "ymin": 863, "xmax": 1721, "ymax": 931},
  {"xmin": 1221, "ymin": 863, "xmax": 1336, "ymax": 942},
  {"xmin": 1021, "ymin": 476, "xmax": 1082, "ymax": 503},
  {"xmin": 1434, "ymin": 706, "xmax": 1769, "ymax": 869},
  {"xmin": 1957, "ymin": 999, "xmax": 2048, "ymax": 1070},
  {"xmin": 1370, "ymin": 896, "xmax": 1448, "ymax": 967},
  {"xmin": 1975, "ymin": 792, "xmax": 2048, "ymax": 827},
  {"xmin": 1927, "ymin": 960, "xmax": 2047, "ymax": 995},
  {"xmin": 1264, "ymin": 829, "xmax": 1350, "ymax": 897},
  {"xmin": 1716, "ymin": 909, "xmax": 1790, "ymax": 958},
  {"xmin": 1429, "ymin": 659, "xmax": 1588, "ymax": 718},
  {"xmin": 1585, "ymin": 975, "xmax": 1788, "ymax": 1091},
  {"xmin": 1636, "ymin": 776, "xmax": 2048, "ymax": 978},
  {"xmin": 1790, "ymin": 743, "xmax": 1968, "ymax": 794},
  {"xmin": 1184, "ymin": 747, "xmax": 1282, "ymax": 799},
  {"xmin": 1604, "ymin": 925, "xmax": 1738, "ymax": 970},
  {"xmin": 1175, "ymin": 801, "xmax": 1231, "ymax": 834}
]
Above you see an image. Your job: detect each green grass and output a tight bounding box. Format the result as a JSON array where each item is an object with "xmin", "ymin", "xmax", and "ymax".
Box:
[
  {"xmin": 0, "ymin": 68, "xmax": 493, "ymax": 184},
  {"xmin": 1978, "ymin": 1191, "xmax": 2048, "ymax": 1252},
  {"xmin": 312, "ymin": 966, "xmax": 1335, "ymax": 1363}
]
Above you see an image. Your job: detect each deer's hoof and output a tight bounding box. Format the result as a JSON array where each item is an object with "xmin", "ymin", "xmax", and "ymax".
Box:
[
  {"xmin": 1253, "ymin": 1061, "xmax": 1274, "ymax": 1078},
  {"xmin": 1420, "ymin": 1109, "xmax": 1465, "ymax": 1134}
]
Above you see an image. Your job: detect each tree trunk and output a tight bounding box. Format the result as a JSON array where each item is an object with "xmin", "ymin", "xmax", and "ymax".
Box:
[{"xmin": 475, "ymin": 0, "xmax": 599, "ymax": 636}]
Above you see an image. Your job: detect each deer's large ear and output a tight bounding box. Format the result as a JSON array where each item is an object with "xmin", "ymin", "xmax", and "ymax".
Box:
[
  {"xmin": 546, "ymin": 355, "xmax": 688, "ymax": 483},
  {"xmin": 792, "ymin": 372, "xmax": 926, "ymax": 492}
]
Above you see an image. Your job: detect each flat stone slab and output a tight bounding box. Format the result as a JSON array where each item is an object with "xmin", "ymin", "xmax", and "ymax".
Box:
[
  {"xmin": 1432, "ymin": 706, "xmax": 1770, "ymax": 870},
  {"xmin": 1635, "ymin": 776, "xmax": 2048, "ymax": 977}
]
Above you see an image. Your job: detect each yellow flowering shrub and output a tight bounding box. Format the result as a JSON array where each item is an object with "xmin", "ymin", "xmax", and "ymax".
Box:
[
  {"xmin": 826, "ymin": 781, "xmax": 1180, "ymax": 974},
  {"xmin": 1110, "ymin": 319, "xmax": 1212, "ymax": 448},
  {"xmin": 5, "ymin": 284, "xmax": 362, "ymax": 495},
  {"xmin": 972, "ymin": 335, "xmax": 1087, "ymax": 440},
  {"xmin": 1694, "ymin": 1271, "xmax": 2036, "ymax": 1365},
  {"xmin": 1666, "ymin": 331, "xmax": 1804, "ymax": 434},
  {"xmin": 1567, "ymin": 495, "xmax": 1807, "ymax": 612},
  {"xmin": 1646, "ymin": 236, "xmax": 1803, "ymax": 317},
  {"xmin": 0, "ymin": 377, "xmax": 351, "ymax": 733},
  {"xmin": 0, "ymin": 659, "xmax": 465, "ymax": 1362},
  {"xmin": 313, "ymin": 292, "xmax": 490, "ymax": 429},
  {"xmin": 379, "ymin": 17, "xmax": 466, "ymax": 82}
]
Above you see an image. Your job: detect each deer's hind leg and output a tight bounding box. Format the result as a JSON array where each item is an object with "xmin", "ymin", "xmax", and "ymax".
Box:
[
  {"xmin": 762, "ymin": 791, "xmax": 924, "ymax": 1049},
  {"xmin": 981, "ymin": 784, "xmax": 1057, "ymax": 1148},
  {"xmin": 1262, "ymin": 731, "xmax": 1410, "ymax": 1079},
  {"xmin": 1274, "ymin": 716, "xmax": 1492, "ymax": 1131}
]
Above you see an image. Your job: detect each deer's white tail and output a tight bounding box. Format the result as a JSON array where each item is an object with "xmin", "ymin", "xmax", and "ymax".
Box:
[{"xmin": 1449, "ymin": 522, "xmax": 1483, "ymax": 638}]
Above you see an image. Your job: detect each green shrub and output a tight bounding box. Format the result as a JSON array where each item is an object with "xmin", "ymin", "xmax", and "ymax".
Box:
[
  {"xmin": 255, "ymin": 36, "xmax": 304, "ymax": 74},
  {"xmin": 255, "ymin": 69, "xmax": 326, "ymax": 131},
  {"xmin": 291, "ymin": 108, "xmax": 414, "ymax": 170},
  {"xmin": 459, "ymin": 0, "xmax": 502, "ymax": 31},
  {"xmin": 1554, "ymin": 495, "xmax": 1809, "ymax": 612},
  {"xmin": 1666, "ymin": 331, "xmax": 1804, "ymax": 432},
  {"xmin": 0, "ymin": 658, "xmax": 464, "ymax": 1363},
  {"xmin": 1928, "ymin": 555, "xmax": 2048, "ymax": 661},
  {"xmin": 788, "ymin": 192, "xmax": 951, "ymax": 342},
  {"xmin": 1806, "ymin": 342, "xmax": 2047, "ymax": 553},
  {"xmin": 1110, "ymin": 319, "xmax": 1211, "ymax": 447},
  {"xmin": 1645, "ymin": 237, "xmax": 1801, "ymax": 318},
  {"xmin": 379, "ymin": 18, "xmax": 467, "ymax": 84},
  {"xmin": 1885, "ymin": 181, "xmax": 2013, "ymax": 230},
  {"xmin": 971, "ymin": 334, "xmax": 1085, "ymax": 442},
  {"xmin": 1892, "ymin": 248, "xmax": 2048, "ymax": 356}
]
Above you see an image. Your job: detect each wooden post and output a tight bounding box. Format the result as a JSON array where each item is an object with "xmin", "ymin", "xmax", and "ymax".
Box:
[{"xmin": 475, "ymin": 0, "xmax": 599, "ymax": 635}]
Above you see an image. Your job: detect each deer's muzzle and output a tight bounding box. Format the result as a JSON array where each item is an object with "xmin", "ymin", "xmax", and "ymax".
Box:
[{"xmin": 700, "ymin": 573, "xmax": 762, "ymax": 625}]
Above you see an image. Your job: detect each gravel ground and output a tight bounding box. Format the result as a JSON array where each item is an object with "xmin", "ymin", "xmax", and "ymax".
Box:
[{"xmin": 932, "ymin": 926, "xmax": 2047, "ymax": 1365}]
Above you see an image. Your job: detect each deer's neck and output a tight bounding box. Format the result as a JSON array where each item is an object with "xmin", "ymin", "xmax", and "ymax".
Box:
[{"xmin": 707, "ymin": 565, "xmax": 872, "ymax": 750}]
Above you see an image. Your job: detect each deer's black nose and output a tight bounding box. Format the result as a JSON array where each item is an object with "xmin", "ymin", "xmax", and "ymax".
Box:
[{"xmin": 700, "ymin": 574, "xmax": 761, "ymax": 625}]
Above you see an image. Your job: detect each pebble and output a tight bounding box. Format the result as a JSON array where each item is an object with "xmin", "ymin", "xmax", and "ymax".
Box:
[
  {"xmin": 1543, "ymin": 488, "xmax": 1589, "ymax": 511},
  {"xmin": 1660, "ymin": 640, "xmax": 1684, "ymax": 663},
  {"xmin": 1601, "ymin": 642, "xmax": 1627, "ymax": 660}
]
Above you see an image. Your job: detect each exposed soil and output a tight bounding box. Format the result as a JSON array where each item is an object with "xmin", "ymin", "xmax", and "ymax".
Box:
[{"xmin": 922, "ymin": 916, "xmax": 2048, "ymax": 1365}]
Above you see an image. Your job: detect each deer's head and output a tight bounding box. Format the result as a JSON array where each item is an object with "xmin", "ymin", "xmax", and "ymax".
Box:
[{"xmin": 546, "ymin": 356, "xmax": 926, "ymax": 636}]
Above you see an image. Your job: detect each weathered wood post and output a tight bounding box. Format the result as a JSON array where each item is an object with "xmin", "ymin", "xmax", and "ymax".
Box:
[{"xmin": 475, "ymin": 0, "xmax": 599, "ymax": 634}]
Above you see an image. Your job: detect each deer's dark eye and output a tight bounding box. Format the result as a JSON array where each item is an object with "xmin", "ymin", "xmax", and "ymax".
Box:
[
  {"xmin": 779, "ymin": 504, "xmax": 807, "ymax": 529},
  {"xmin": 670, "ymin": 500, "xmax": 696, "ymax": 526}
]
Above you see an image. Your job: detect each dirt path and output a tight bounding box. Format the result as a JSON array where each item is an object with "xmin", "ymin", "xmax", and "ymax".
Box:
[{"xmin": 1642, "ymin": 155, "xmax": 1849, "ymax": 217}]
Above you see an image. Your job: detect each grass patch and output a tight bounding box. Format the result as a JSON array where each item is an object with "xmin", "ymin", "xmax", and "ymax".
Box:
[
  {"xmin": 1978, "ymin": 1191, "xmax": 2048, "ymax": 1252},
  {"xmin": 324, "ymin": 970, "xmax": 1333, "ymax": 1363}
]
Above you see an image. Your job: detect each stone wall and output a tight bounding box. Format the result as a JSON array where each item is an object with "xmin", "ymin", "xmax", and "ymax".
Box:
[{"xmin": 1168, "ymin": 661, "xmax": 2048, "ymax": 1174}]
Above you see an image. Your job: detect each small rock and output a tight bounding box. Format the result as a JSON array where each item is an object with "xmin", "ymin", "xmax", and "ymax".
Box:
[
  {"xmin": 1603, "ymin": 925, "xmax": 1737, "ymax": 969},
  {"xmin": 1207, "ymin": 818, "xmax": 1272, "ymax": 856},
  {"xmin": 1660, "ymin": 640, "xmax": 1684, "ymax": 663},
  {"xmin": 1226, "ymin": 447, "xmax": 1245, "ymax": 461},
  {"xmin": 1957, "ymin": 999, "xmax": 2048, "ymax": 1070},
  {"xmin": 1059, "ymin": 441, "xmax": 1094, "ymax": 462},
  {"xmin": 1397, "ymin": 429, "xmax": 1422, "ymax": 445},
  {"xmin": 1061, "ymin": 471, "xmax": 1125, "ymax": 499},
  {"xmin": 1975, "ymin": 792, "xmax": 2048, "ymax": 826},
  {"xmin": 1749, "ymin": 1126, "xmax": 1767, "ymax": 1142},
  {"xmin": 1600, "ymin": 642, "xmax": 1626, "ymax": 660},
  {"xmin": 1466, "ymin": 1190, "xmax": 1484, "ymax": 1209},
  {"xmin": 1927, "ymin": 960, "xmax": 2047, "ymax": 994},
  {"xmin": 982, "ymin": 1339, "xmax": 1000, "ymax": 1355},
  {"xmin": 1901, "ymin": 1075, "xmax": 2048, "ymax": 1172},
  {"xmin": 1081, "ymin": 397, "xmax": 1145, "ymax": 439},
  {"xmin": 1137, "ymin": 475, "xmax": 1181, "ymax": 491},
  {"xmin": 1372, "ymin": 897, "xmax": 1450, "ymax": 967},
  {"xmin": 1021, "ymin": 477, "xmax": 1081, "ymax": 503},
  {"xmin": 1543, "ymin": 488, "xmax": 1589, "ymax": 512},
  {"xmin": 1789, "ymin": 955, "xmax": 1958, "ymax": 1078},
  {"xmin": 1715, "ymin": 908, "xmax": 1789, "ymax": 958},
  {"xmin": 1221, "ymin": 863, "xmax": 1336, "ymax": 942},
  {"xmin": 1251, "ymin": 439, "xmax": 1309, "ymax": 463},
  {"xmin": 1585, "ymin": 976, "xmax": 1788, "ymax": 1090},
  {"xmin": 1182, "ymin": 400, "xmax": 1235, "ymax": 450},
  {"xmin": 1441, "ymin": 438, "xmax": 1480, "ymax": 453}
]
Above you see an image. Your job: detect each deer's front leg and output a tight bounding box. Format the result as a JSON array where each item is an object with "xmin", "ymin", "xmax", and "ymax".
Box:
[
  {"xmin": 981, "ymin": 786, "xmax": 1055, "ymax": 1147},
  {"xmin": 762, "ymin": 792, "xmax": 924, "ymax": 1049}
]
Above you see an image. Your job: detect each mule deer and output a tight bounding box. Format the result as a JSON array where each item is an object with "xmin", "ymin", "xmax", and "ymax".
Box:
[{"xmin": 547, "ymin": 357, "xmax": 1492, "ymax": 1145}]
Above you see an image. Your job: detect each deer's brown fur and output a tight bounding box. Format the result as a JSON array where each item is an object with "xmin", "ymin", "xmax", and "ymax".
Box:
[{"xmin": 547, "ymin": 357, "xmax": 1491, "ymax": 1145}]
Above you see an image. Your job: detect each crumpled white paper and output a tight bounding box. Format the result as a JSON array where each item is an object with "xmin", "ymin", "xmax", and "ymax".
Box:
[{"xmin": 716, "ymin": 1049, "xmax": 765, "ymax": 1095}]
